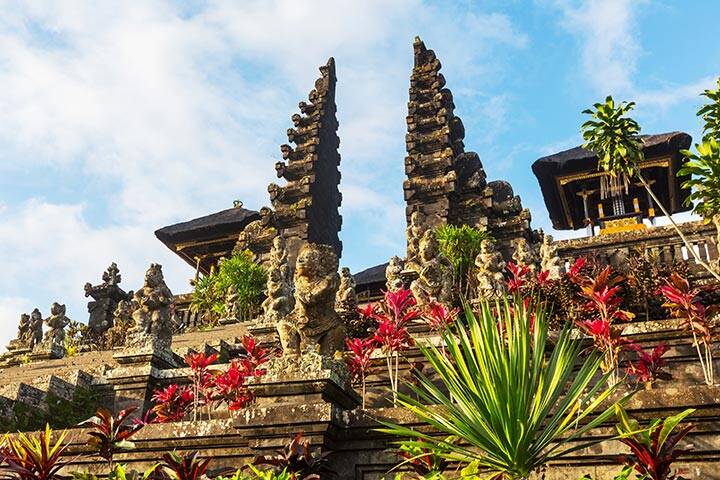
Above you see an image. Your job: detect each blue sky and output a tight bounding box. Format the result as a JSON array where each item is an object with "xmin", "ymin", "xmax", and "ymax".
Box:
[{"xmin": 0, "ymin": 0, "xmax": 718, "ymax": 349}]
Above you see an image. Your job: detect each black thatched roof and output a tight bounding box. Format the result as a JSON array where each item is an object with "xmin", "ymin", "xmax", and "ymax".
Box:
[
  {"xmin": 354, "ymin": 262, "xmax": 387, "ymax": 296},
  {"xmin": 532, "ymin": 132, "xmax": 692, "ymax": 230},
  {"xmin": 155, "ymin": 207, "xmax": 260, "ymax": 273}
]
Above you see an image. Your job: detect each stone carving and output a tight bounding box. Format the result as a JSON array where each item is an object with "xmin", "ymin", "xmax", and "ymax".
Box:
[
  {"xmin": 105, "ymin": 300, "xmax": 134, "ymax": 348},
  {"xmin": 410, "ymin": 230, "xmax": 454, "ymax": 306},
  {"xmin": 475, "ymin": 240, "xmax": 506, "ymax": 301},
  {"xmin": 336, "ymin": 267, "xmax": 361, "ymax": 336},
  {"xmin": 278, "ymin": 243, "xmax": 345, "ymax": 358},
  {"xmin": 260, "ymin": 235, "xmax": 293, "ymax": 325},
  {"xmin": 512, "ymin": 238, "xmax": 539, "ymax": 273},
  {"xmin": 42, "ymin": 302, "xmax": 71, "ymax": 352},
  {"xmin": 539, "ymin": 234, "xmax": 562, "ymax": 280},
  {"xmin": 127, "ymin": 263, "xmax": 175, "ymax": 351},
  {"xmin": 223, "ymin": 285, "xmax": 241, "ymax": 321},
  {"xmin": 29, "ymin": 308, "xmax": 43, "ymax": 349},
  {"xmin": 5, "ymin": 314, "xmax": 32, "ymax": 351},
  {"xmin": 385, "ymin": 256, "xmax": 405, "ymax": 292},
  {"xmin": 84, "ymin": 262, "xmax": 131, "ymax": 337},
  {"xmin": 405, "ymin": 210, "xmax": 426, "ymax": 271}
]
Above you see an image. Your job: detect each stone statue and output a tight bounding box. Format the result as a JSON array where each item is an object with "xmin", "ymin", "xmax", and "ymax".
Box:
[
  {"xmin": 84, "ymin": 262, "xmax": 130, "ymax": 337},
  {"xmin": 539, "ymin": 234, "xmax": 562, "ymax": 280},
  {"xmin": 277, "ymin": 243, "xmax": 345, "ymax": 357},
  {"xmin": 106, "ymin": 299, "xmax": 134, "ymax": 348},
  {"xmin": 405, "ymin": 210, "xmax": 426, "ymax": 271},
  {"xmin": 410, "ymin": 230, "xmax": 454, "ymax": 306},
  {"xmin": 43, "ymin": 302, "xmax": 71, "ymax": 351},
  {"xmin": 127, "ymin": 263, "xmax": 175, "ymax": 351},
  {"xmin": 261, "ymin": 234, "xmax": 293, "ymax": 325},
  {"xmin": 336, "ymin": 267, "xmax": 357, "ymax": 313},
  {"xmin": 29, "ymin": 308, "xmax": 44, "ymax": 349},
  {"xmin": 475, "ymin": 239, "xmax": 506, "ymax": 301},
  {"xmin": 512, "ymin": 238, "xmax": 539, "ymax": 273},
  {"xmin": 223, "ymin": 285, "xmax": 241, "ymax": 321},
  {"xmin": 385, "ymin": 256, "xmax": 405, "ymax": 292},
  {"xmin": 5, "ymin": 314, "xmax": 32, "ymax": 351}
]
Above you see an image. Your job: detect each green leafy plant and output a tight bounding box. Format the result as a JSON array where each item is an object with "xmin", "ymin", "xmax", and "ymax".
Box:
[
  {"xmin": 615, "ymin": 406, "xmax": 695, "ymax": 480},
  {"xmin": 697, "ymin": 77, "xmax": 720, "ymax": 142},
  {"xmin": 679, "ymin": 138, "xmax": 720, "ymax": 246},
  {"xmin": 582, "ymin": 96, "xmax": 720, "ymax": 282},
  {"xmin": 378, "ymin": 298, "xmax": 625, "ymax": 480},
  {"xmin": 80, "ymin": 407, "xmax": 144, "ymax": 470},
  {"xmin": 436, "ymin": 224, "xmax": 491, "ymax": 293},
  {"xmin": 190, "ymin": 251, "xmax": 267, "ymax": 323},
  {"xmin": 0, "ymin": 424, "xmax": 70, "ymax": 480}
]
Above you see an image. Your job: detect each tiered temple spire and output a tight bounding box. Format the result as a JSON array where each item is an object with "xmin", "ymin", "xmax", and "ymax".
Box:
[{"xmin": 236, "ymin": 58, "xmax": 343, "ymax": 267}]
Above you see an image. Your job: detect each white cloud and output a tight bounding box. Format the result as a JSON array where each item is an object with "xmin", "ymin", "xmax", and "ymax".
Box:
[
  {"xmin": 0, "ymin": 1, "xmax": 528, "ymax": 347},
  {"xmin": 553, "ymin": 0, "xmax": 642, "ymax": 94}
]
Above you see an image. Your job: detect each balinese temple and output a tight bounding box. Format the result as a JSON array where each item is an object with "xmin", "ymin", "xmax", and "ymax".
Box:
[{"xmin": 532, "ymin": 131, "xmax": 692, "ymax": 236}]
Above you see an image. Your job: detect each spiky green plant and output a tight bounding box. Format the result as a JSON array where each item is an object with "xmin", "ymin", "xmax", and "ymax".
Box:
[
  {"xmin": 378, "ymin": 299, "xmax": 626, "ymax": 480},
  {"xmin": 582, "ymin": 96, "xmax": 720, "ymax": 282},
  {"xmin": 436, "ymin": 224, "xmax": 491, "ymax": 295}
]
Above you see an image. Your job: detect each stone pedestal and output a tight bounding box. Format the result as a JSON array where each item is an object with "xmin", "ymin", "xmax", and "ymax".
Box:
[
  {"xmin": 28, "ymin": 343, "xmax": 65, "ymax": 362},
  {"xmin": 235, "ymin": 352, "xmax": 360, "ymax": 478},
  {"xmin": 108, "ymin": 346, "xmax": 179, "ymax": 417}
]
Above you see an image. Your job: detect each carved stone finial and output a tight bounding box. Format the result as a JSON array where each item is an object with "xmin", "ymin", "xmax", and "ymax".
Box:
[
  {"xmin": 410, "ymin": 230, "xmax": 454, "ymax": 306},
  {"xmin": 277, "ymin": 243, "xmax": 345, "ymax": 358},
  {"xmin": 475, "ymin": 240, "xmax": 506, "ymax": 301},
  {"xmin": 539, "ymin": 234, "xmax": 562, "ymax": 280},
  {"xmin": 126, "ymin": 263, "xmax": 175, "ymax": 352},
  {"xmin": 85, "ymin": 263, "xmax": 130, "ymax": 338}
]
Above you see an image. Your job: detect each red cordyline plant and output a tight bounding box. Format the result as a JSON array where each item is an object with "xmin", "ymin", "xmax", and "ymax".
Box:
[
  {"xmin": 161, "ymin": 451, "xmax": 211, "ymax": 480},
  {"xmin": 660, "ymin": 272, "xmax": 716, "ymax": 385},
  {"xmin": 576, "ymin": 265, "xmax": 634, "ymax": 384},
  {"xmin": 421, "ymin": 302, "xmax": 459, "ymax": 332},
  {"xmin": 359, "ymin": 289, "xmax": 418, "ymax": 406},
  {"xmin": 184, "ymin": 351, "xmax": 219, "ymax": 421},
  {"xmin": 149, "ymin": 384, "xmax": 194, "ymax": 423},
  {"xmin": 506, "ymin": 261, "xmax": 531, "ymax": 295},
  {"xmin": 615, "ymin": 405, "xmax": 695, "ymax": 480},
  {"xmin": 79, "ymin": 406, "xmax": 144, "ymax": 469},
  {"xmin": 344, "ymin": 337, "xmax": 377, "ymax": 409},
  {"xmin": 626, "ymin": 343, "xmax": 672, "ymax": 387},
  {"xmin": 0, "ymin": 425, "xmax": 69, "ymax": 480}
]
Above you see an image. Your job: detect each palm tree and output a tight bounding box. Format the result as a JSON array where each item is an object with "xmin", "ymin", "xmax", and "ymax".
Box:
[
  {"xmin": 378, "ymin": 299, "xmax": 624, "ymax": 480},
  {"xmin": 581, "ymin": 96, "xmax": 720, "ymax": 282}
]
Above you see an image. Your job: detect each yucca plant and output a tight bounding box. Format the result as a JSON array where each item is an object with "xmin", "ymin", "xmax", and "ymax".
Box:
[
  {"xmin": 582, "ymin": 96, "xmax": 720, "ymax": 282},
  {"xmin": 378, "ymin": 298, "xmax": 626, "ymax": 480},
  {"xmin": 0, "ymin": 424, "xmax": 70, "ymax": 480}
]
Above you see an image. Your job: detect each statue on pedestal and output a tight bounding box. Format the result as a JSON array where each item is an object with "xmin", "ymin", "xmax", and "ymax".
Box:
[
  {"xmin": 337, "ymin": 267, "xmax": 364, "ymax": 337},
  {"xmin": 29, "ymin": 308, "xmax": 43, "ymax": 349},
  {"xmin": 42, "ymin": 302, "xmax": 71, "ymax": 352},
  {"xmin": 105, "ymin": 299, "xmax": 134, "ymax": 348},
  {"xmin": 410, "ymin": 230, "xmax": 454, "ymax": 306},
  {"xmin": 277, "ymin": 243, "xmax": 345, "ymax": 357},
  {"xmin": 260, "ymin": 235, "xmax": 293, "ymax": 325},
  {"xmin": 512, "ymin": 237, "xmax": 539, "ymax": 273},
  {"xmin": 475, "ymin": 239, "xmax": 506, "ymax": 301},
  {"xmin": 385, "ymin": 256, "xmax": 405, "ymax": 292},
  {"xmin": 539, "ymin": 234, "xmax": 562, "ymax": 280},
  {"xmin": 6, "ymin": 314, "xmax": 32, "ymax": 351},
  {"xmin": 127, "ymin": 263, "xmax": 175, "ymax": 351}
]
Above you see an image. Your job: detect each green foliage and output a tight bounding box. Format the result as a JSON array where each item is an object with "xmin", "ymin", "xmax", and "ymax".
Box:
[
  {"xmin": 581, "ymin": 96, "xmax": 644, "ymax": 178},
  {"xmin": 698, "ymin": 77, "xmax": 720, "ymax": 142},
  {"xmin": 190, "ymin": 250, "xmax": 267, "ymax": 322},
  {"xmin": 436, "ymin": 224, "xmax": 491, "ymax": 277},
  {"xmin": 0, "ymin": 424, "xmax": 70, "ymax": 480},
  {"xmin": 378, "ymin": 298, "xmax": 625, "ymax": 480},
  {"xmin": 679, "ymin": 138, "xmax": 720, "ymax": 221}
]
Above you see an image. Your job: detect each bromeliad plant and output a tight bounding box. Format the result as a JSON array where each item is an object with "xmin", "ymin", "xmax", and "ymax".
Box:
[
  {"xmin": 615, "ymin": 406, "xmax": 695, "ymax": 480},
  {"xmin": 80, "ymin": 407, "xmax": 144, "ymax": 470},
  {"xmin": 659, "ymin": 272, "xmax": 716, "ymax": 385},
  {"xmin": 379, "ymin": 298, "xmax": 624, "ymax": 480}
]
